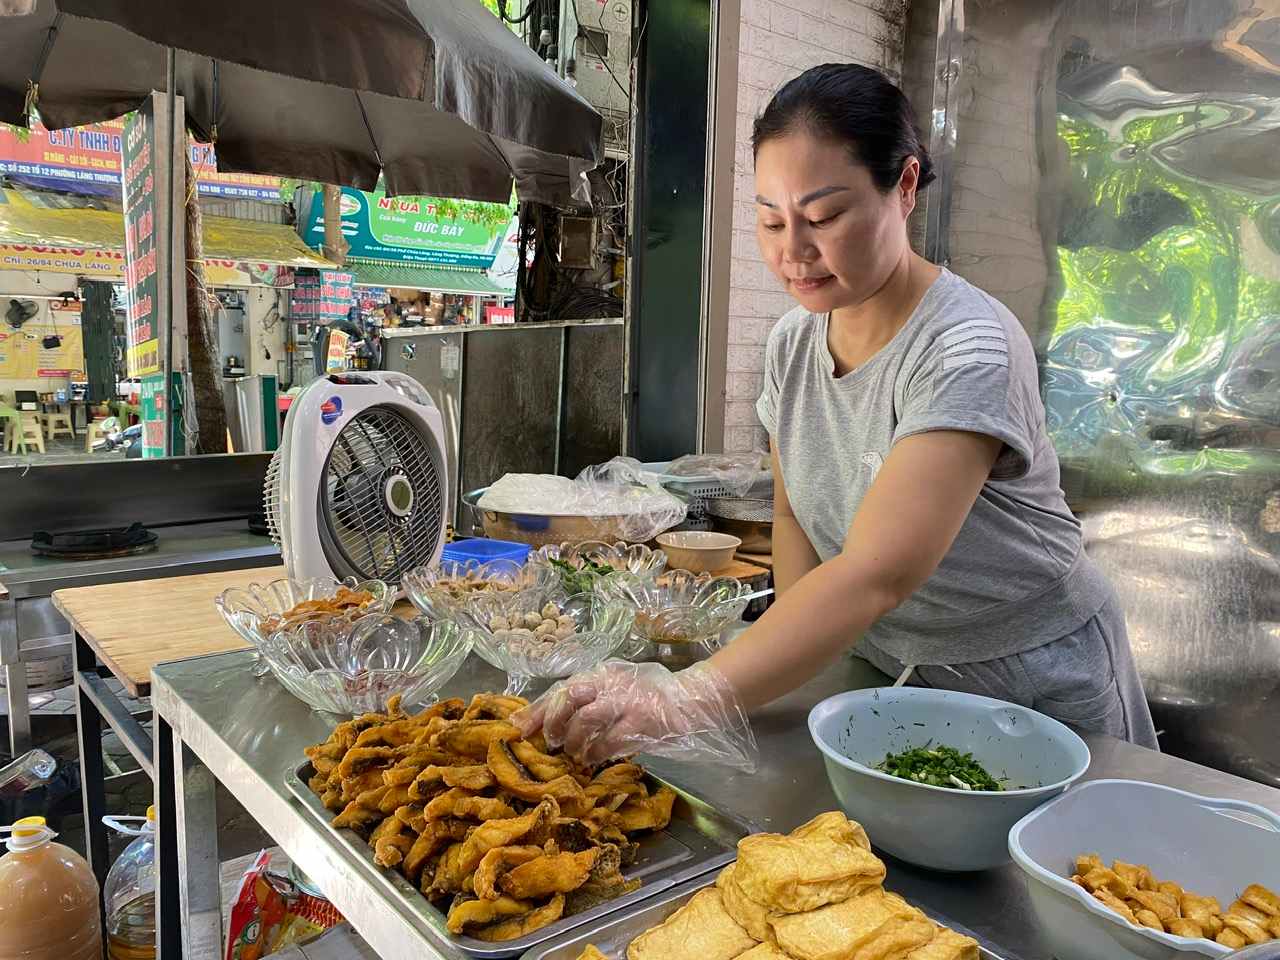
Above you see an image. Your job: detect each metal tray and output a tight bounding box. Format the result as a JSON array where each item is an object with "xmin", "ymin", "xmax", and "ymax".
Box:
[
  {"xmin": 522, "ymin": 874, "xmax": 1019, "ymax": 960},
  {"xmin": 287, "ymin": 762, "xmax": 755, "ymax": 959}
]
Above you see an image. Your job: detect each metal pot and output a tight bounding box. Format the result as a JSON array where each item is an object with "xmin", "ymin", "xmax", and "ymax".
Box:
[{"xmin": 707, "ymin": 498, "xmax": 773, "ymax": 553}]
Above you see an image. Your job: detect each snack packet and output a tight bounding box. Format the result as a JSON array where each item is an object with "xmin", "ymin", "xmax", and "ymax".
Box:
[{"xmin": 225, "ymin": 851, "xmax": 344, "ymax": 960}]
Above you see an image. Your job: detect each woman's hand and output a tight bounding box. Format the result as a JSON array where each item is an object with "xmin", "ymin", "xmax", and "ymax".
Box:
[{"xmin": 511, "ymin": 659, "xmax": 757, "ymax": 770}]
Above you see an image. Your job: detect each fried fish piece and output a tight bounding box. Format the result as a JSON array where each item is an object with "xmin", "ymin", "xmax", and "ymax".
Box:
[
  {"xmin": 470, "ymin": 893, "xmax": 566, "ymax": 942},
  {"xmin": 529, "ymin": 815, "xmax": 595, "ymax": 853},
  {"xmin": 459, "ymin": 797, "xmax": 560, "ymax": 875},
  {"xmin": 487, "ymin": 739, "xmax": 589, "ymax": 805},
  {"xmin": 474, "ymin": 845, "xmax": 545, "ymax": 900},
  {"xmin": 445, "ymin": 894, "xmax": 533, "ymax": 934},
  {"xmin": 355, "ymin": 718, "xmax": 428, "ymax": 749},
  {"xmin": 431, "ymin": 842, "xmax": 472, "ymax": 898},
  {"xmin": 383, "ymin": 749, "xmax": 467, "ymax": 787},
  {"xmin": 565, "ymin": 843, "xmax": 640, "ymax": 915},
  {"xmin": 337, "ymin": 746, "xmax": 400, "ymax": 780},
  {"xmin": 626, "ymin": 888, "xmax": 755, "ymax": 960},
  {"xmin": 332, "ymin": 797, "xmax": 386, "ymax": 832},
  {"xmin": 433, "ymin": 720, "xmax": 521, "ymax": 759},
  {"xmin": 404, "ymin": 820, "xmax": 472, "ymax": 882},
  {"xmin": 371, "ymin": 821, "xmax": 413, "ymax": 868},
  {"xmin": 320, "ymin": 787, "xmax": 343, "ymax": 812},
  {"xmin": 499, "ymin": 848, "xmax": 600, "ymax": 900},
  {"xmin": 1167, "ymin": 918, "xmax": 1204, "ymax": 939},
  {"xmin": 735, "ymin": 826, "xmax": 886, "ymax": 914},
  {"xmin": 769, "ymin": 890, "xmax": 927, "ymax": 960},
  {"xmin": 616, "ymin": 787, "xmax": 676, "ymax": 833},
  {"xmin": 463, "ymin": 693, "xmax": 529, "ymax": 721},
  {"xmin": 378, "ymin": 784, "xmax": 414, "ymax": 814},
  {"xmin": 1241, "ymin": 883, "xmax": 1280, "ymax": 917},
  {"xmin": 424, "ymin": 786, "xmax": 517, "ymax": 822},
  {"xmin": 789, "ymin": 812, "xmax": 871, "ymax": 852},
  {"xmin": 906, "ymin": 924, "xmax": 980, "ymax": 960},
  {"xmin": 512, "ymin": 739, "xmax": 575, "ymax": 781},
  {"xmin": 717, "ymin": 862, "xmax": 774, "ymax": 941},
  {"xmin": 339, "ymin": 769, "xmax": 386, "ymax": 803}
]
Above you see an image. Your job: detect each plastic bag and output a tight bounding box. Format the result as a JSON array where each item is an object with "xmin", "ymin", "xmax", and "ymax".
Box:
[
  {"xmin": 225, "ymin": 851, "xmax": 344, "ymax": 960},
  {"xmin": 513, "ymin": 659, "xmax": 758, "ymax": 771},
  {"xmin": 664, "ymin": 453, "xmax": 772, "ymax": 498},
  {"xmin": 479, "ymin": 457, "xmax": 686, "ymax": 543}
]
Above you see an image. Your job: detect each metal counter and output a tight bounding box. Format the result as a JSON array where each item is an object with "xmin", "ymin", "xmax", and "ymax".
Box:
[
  {"xmin": 151, "ymin": 649, "xmax": 1280, "ymax": 960},
  {"xmin": 0, "ymin": 519, "xmax": 279, "ymax": 754}
]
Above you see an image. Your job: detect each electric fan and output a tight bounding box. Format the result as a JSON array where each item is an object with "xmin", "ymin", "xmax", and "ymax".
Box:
[{"xmin": 264, "ymin": 372, "xmax": 449, "ymax": 583}]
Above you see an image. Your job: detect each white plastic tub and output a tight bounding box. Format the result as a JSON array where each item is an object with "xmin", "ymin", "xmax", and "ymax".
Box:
[{"xmin": 1008, "ymin": 778, "xmax": 1280, "ymax": 960}]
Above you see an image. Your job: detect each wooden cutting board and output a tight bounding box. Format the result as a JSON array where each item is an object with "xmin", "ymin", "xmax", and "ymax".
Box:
[{"xmin": 52, "ymin": 566, "xmax": 282, "ymax": 697}]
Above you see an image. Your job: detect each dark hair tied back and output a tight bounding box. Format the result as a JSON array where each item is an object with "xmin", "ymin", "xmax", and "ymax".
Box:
[{"xmin": 752, "ymin": 63, "xmax": 936, "ymax": 194}]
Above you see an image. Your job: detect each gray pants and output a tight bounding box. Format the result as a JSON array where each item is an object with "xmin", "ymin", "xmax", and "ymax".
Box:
[{"xmin": 856, "ymin": 598, "xmax": 1159, "ymax": 750}]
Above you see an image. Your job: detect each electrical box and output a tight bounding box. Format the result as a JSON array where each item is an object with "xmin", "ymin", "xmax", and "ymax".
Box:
[
  {"xmin": 558, "ymin": 215, "xmax": 600, "ymax": 269},
  {"xmin": 561, "ymin": 0, "xmax": 632, "ymax": 153}
]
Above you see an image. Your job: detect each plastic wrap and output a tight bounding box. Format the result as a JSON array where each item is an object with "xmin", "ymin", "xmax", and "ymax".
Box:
[
  {"xmin": 513, "ymin": 659, "xmax": 758, "ymax": 771},
  {"xmin": 663, "ymin": 453, "xmax": 772, "ymax": 498},
  {"xmin": 478, "ymin": 457, "xmax": 687, "ymax": 543}
]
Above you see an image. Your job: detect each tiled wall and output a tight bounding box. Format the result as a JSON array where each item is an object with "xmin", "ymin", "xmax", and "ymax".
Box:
[{"xmin": 724, "ymin": 0, "xmax": 905, "ymax": 452}]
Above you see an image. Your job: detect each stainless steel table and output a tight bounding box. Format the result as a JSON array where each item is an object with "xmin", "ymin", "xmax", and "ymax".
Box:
[{"xmin": 150, "ymin": 650, "xmax": 1280, "ymax": 960}]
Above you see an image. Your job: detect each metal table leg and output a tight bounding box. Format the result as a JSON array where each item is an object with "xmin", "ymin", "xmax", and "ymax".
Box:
[
  {"xmin": 154, "ymin": 717, "xmax": 221, "ymax": 960},
  {"xmin": 0, "ymin": 596, "xmax": 32, "ymax": 756},
  {"xmin": 72, "ymin": 631, "xmax": 109, "ymax": 910}
]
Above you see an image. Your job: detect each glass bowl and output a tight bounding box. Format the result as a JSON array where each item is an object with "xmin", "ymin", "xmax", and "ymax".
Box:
[
  {"xmin": 402, "ymin": 558, "xmax": 547, "ymax": 620},
  {"xmin": 214, "ymin": 576, "xmax": 396, "ymax": 675},
  {"xmin": 451, "ymin": 585, "xmax": 634, "ymax": 694},
  {"xmin": 259, "ymin": 612, "xmax": 476, "ymax": 715},
  {"xmin": 528, "ymin": 541, "xmax": 668, "ymax": 593},
  {"xmin": 600, "ymin": 569, "xmax": 752, "ymax": 664}
]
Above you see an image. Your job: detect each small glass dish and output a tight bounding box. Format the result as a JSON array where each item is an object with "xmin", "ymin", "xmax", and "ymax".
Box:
[
  {"xmin": 528, "ymin": 540, "xmax": 668, "ymax": 594},
  {"xmin": 214, "ymin": 576, "xmax": 396, "ymax": 676},
  {"xmin": 402, "ymin": 558, "xmax": 547, "ymax": 620},
  {"xmin": 259, "ymin": 612, "xmax": 476, "ymax": 715},
  {"xmin": 451, "ymin": 585, "xmax": 634, "ymax": 695},
  {"xmin": 600, "ymin": 569, "xmax": 752, "ymax": 665}
]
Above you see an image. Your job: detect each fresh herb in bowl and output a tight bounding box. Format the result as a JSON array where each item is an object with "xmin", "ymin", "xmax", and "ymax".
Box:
[
  {"xmin": 548, "ymin": 556, "xmax": 616, "ymax": 595},
  {"xmin": 875, "ymin": 743, "xmax": 1005, "ymax": 791}
]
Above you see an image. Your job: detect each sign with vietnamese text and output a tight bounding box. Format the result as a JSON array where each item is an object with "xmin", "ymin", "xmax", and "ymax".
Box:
[
  {"xmin": 121, "ymin": 103, "xmax": 160, "ymax": 377},
  {"xmin": 290, "ymin": 271, "xmax": 353, "ymax": 324},
  {"xmin": 0, "ymin": 120, "xmax": 282, "ymax": 200},
  {"xmin": 299, "ymin": 187, "xmax": 512, "ymax": 269}
]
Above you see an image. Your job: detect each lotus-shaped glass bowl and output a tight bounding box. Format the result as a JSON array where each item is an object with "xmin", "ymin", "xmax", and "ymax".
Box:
[
  {"xmin": 600, "ymin": 569, "xmax": 752, "ymax": 663},
  {"xmin": 450, "ymin": 585, "xmax": 634, "ymax": 694},
  {"xmin": 214, "ymin": 576, "xmax": 396, "ymax": 675},
  {"xmin": 258, "ymin": 612, "xmax": 476, "ymax": 715},
  {"xmin": 528, "ymin": 540, "xmax": 667, "ymax": 594},
  {"xmin": 402, "ymin": 558, "xmax": 548, "ymax": 620}
]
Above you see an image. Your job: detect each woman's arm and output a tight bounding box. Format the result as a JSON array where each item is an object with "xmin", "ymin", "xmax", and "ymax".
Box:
[
  {"xmin": 769, "ymin": 442, "xmax": 821, "ymax": 595},
  {"xmin": 710, "ymin": 429, "xmax": 1002, "ymax": 710}
]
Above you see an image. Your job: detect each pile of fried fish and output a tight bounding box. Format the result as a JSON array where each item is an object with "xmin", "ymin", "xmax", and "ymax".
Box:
[
  {"xmin": 304, "ymin": 692, "xmax": 676, "ymax": 942},
  {"xmin": 579, "ymin": 812, "xmax": 978, "ymax": 960}
]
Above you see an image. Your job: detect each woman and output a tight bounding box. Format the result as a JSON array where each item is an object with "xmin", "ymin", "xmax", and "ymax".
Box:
[{"xmin": 516, "ymin": 64, "xmax": 1157, "ymax": 767}]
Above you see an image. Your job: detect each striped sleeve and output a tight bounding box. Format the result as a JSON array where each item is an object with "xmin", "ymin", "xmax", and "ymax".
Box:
[{"xmin": 894, "ymin": 315, "xmax": 1033, "ymax": 481}]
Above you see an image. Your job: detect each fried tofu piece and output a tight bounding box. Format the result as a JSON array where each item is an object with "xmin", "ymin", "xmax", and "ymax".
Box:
[
  {"xmin": 616, "ymin": 787, "xmax": 676, "ymax": 833},
  {"xmin": 769, "ymin": 889, "xmax": 927, "ymax": 960},
  {"xmin": 788, "ymin": 812, "xmax": 872, "ymax": 852},
  {"xmin": 1092, "ymin": 889, "xmax": 1137, "ymax": 924},
  {"xmin": 1180, "ymin": 892, "xmax": 1221, "ymax": 927},
  {"xmin": 1167, "ymin": 918, "xmax": 1204, "ymax": 939},
  {"xmin": 445, "ymin": 894, "xmax": 532, "ymax": 934},
  {"xmin": 433, "ymin": 720, "xmax": 521, "ymax": 759},
  {"xmin": 1081, "ymin": 866, "xmax": 1136, "ymax": 900},
  {"xmin": 575, "ymin": 947, "xmax": 609, "ymax": 960},
  {"xmin": 499, "ymin": 848, "xmax": 600, "ymax": 900},
  {"xmin": 1129, "ymin": 889, "xmax": 1178, "ymax": 924},
  {"xmin": 1133, "ymin": 909, "xmax": 1164, "ymax": 931},
  {"xmin": 459, "ymin": 797, "xmax": 560, "ymax": 875},
  {"xmin": 626, "ymin": 889, "xmax": 755, "ymax": 960},
  {"xmin": 735, "ymin": 827, "xmax": 886, "ymax": 915},
  {"xmin": 1241, "ymin": 883, "xmax": 1280, "ymax": 918},
  {"xmin": 906, "ymin": 924, "xmax": 980, "ymax": 959},
  {"xmin": 1157, "ymin": 881, "xmax": 1183, "ymax": 899},
  {"xmin": 717, "ymin": 862, "xmax": 774, "ymax": 941},
  {"xmin": 1228, "ymin": 900, "xmax": 1271, "ymax": 926},
  {"xmin": 737, "ymin": 946, "xmax": 791, "ymax": 960},
  {"xmin": 1269, "ymin": 915, "xmax": 1280, "ymax": 939},
  {"xmin": 470, "ymin": 893, "xmax": 566, "ymax": 942},
  {"xmin": 463, "ymin": 693, "xmax": 529, "ymax": 721},
  {"xmin": 1075, "ymin": 854, "xmax": 1104, "ymax": 876},
  {"xmin": 474, "ymin": 845, "xmax": 545, "ymax": 900},
  {"xmin": 1217, "ymin": 927, "xmax": 1248, "ymax": 949},
  {"xmin": 1112, "ymin": 860, "xmax": 1156, "ymax": 893},
  {"xmin": 1222, "ymin": 914, "xmax": 1270, "ymax": 945}
]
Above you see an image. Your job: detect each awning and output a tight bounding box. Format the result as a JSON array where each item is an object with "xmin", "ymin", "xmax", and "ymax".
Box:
[
  {"xmin": 348, "ymin": 258, "xmax": 510, "ymax": 297},
  {"xmin": 0, "ymin": 188, "xmax": 335, "ymax": 282}
]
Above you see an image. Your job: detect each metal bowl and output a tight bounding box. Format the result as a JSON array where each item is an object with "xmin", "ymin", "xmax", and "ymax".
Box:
[
  {"xmin": 449, "ymin": 584, "xmax": 634, "ymax": 694},
  {"xmin": 809, "ymin": 687, "xmax": 1090, "ymax": 871},
  {"xmin": 214, "ymin": 576, "xmax": 396, "ymax": 675},
  {"xmin": 260, "ymin": 612, "xmax": 476, "ymax": 715},
  {"xmin": 528, "ymin": 540, "xmax": 668, "ymax": 592},
  {"xmin": 402, "ymin": 558, "xmax": 548, "ymax": 620},
  {"xmin": 707, "ymin": 498, "xmax": 773, "ymax": 552},
  {"xmin": 599, "ymin": 569, "xmax": 752, "ymax": 666}
]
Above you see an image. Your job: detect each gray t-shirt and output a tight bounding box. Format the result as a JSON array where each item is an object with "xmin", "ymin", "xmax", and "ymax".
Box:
[{"xmin": 756, "ymin": 268, "xmax": 1110, "ymax": 666}]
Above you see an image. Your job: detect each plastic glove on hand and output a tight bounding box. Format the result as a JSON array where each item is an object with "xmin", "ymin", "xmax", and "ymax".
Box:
[{"xmin": 512, "ymin": 659, "xmax": 757, "ymax": 771}]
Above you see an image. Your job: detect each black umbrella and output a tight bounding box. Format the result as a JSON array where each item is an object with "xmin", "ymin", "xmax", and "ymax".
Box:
[{"xmin": 0, "ymin": 0, "xmax": 601, "ymax": 205}]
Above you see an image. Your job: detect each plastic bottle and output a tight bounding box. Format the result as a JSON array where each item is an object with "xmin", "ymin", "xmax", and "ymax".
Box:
[
  {"xmin": 102, "ymin": 806, "xmax": 158, "ymax": 960},
  {"xmin": 0, "ymin": 815, "xmax": 104, "ymax": 960}
]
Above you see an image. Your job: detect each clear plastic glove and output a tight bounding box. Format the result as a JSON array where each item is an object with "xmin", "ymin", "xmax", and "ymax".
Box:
[{"xmin": 512, "ymin": 659, "xmax": 758, "ymax": 771}]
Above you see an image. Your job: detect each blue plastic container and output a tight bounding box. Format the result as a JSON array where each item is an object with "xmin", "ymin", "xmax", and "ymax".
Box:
[{"xmin": 441, "ymin": 538, "xmax": 531, "ymax": 567}]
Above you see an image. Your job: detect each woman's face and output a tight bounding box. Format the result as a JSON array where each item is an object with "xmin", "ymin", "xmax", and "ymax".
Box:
[{"xmin": 754, "ymin": 129, "xmax": 919, "ymax": 314}]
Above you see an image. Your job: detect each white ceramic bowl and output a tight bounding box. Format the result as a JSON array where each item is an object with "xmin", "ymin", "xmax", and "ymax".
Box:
[
  {"xmin": 1009, "ymin": 779, "xmax": 1280, "ymax": 960},
  {"xmin": 655, "ymin": 531, "xmax": 741, "ymax": 574},
  {"xmin": 808, "ymin": 687, "xmax": 1091, "ymax": 871}
]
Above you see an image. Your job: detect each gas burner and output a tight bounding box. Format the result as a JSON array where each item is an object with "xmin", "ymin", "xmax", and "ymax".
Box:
[{"xmin": 30, "ymin": 523, "xmax": 158, "ymax": 560}]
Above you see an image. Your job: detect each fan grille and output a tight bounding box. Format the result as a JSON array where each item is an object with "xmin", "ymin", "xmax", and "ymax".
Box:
[
  {"xmin": 264, "ymin": 447, "xmax": 283, "ymax": 548},
  {"xmin": 319, "ymin": 405, "xmax": 444, "ymax": 580}
]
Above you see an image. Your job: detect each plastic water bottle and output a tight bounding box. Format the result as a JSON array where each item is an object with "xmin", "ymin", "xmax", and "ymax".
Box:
[
  {"xmin": 102, "ymin": 806, "xmax": 158, "ymax": 960},
  {"xmin": 0, "ymin": 815, "xmax": 104, "ymax": 960}
]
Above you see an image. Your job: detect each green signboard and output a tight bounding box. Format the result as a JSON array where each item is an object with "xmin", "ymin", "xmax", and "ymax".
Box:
[{"xmin": 299, "ymin": 187, "xmax": 512, "ymax": 269}]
